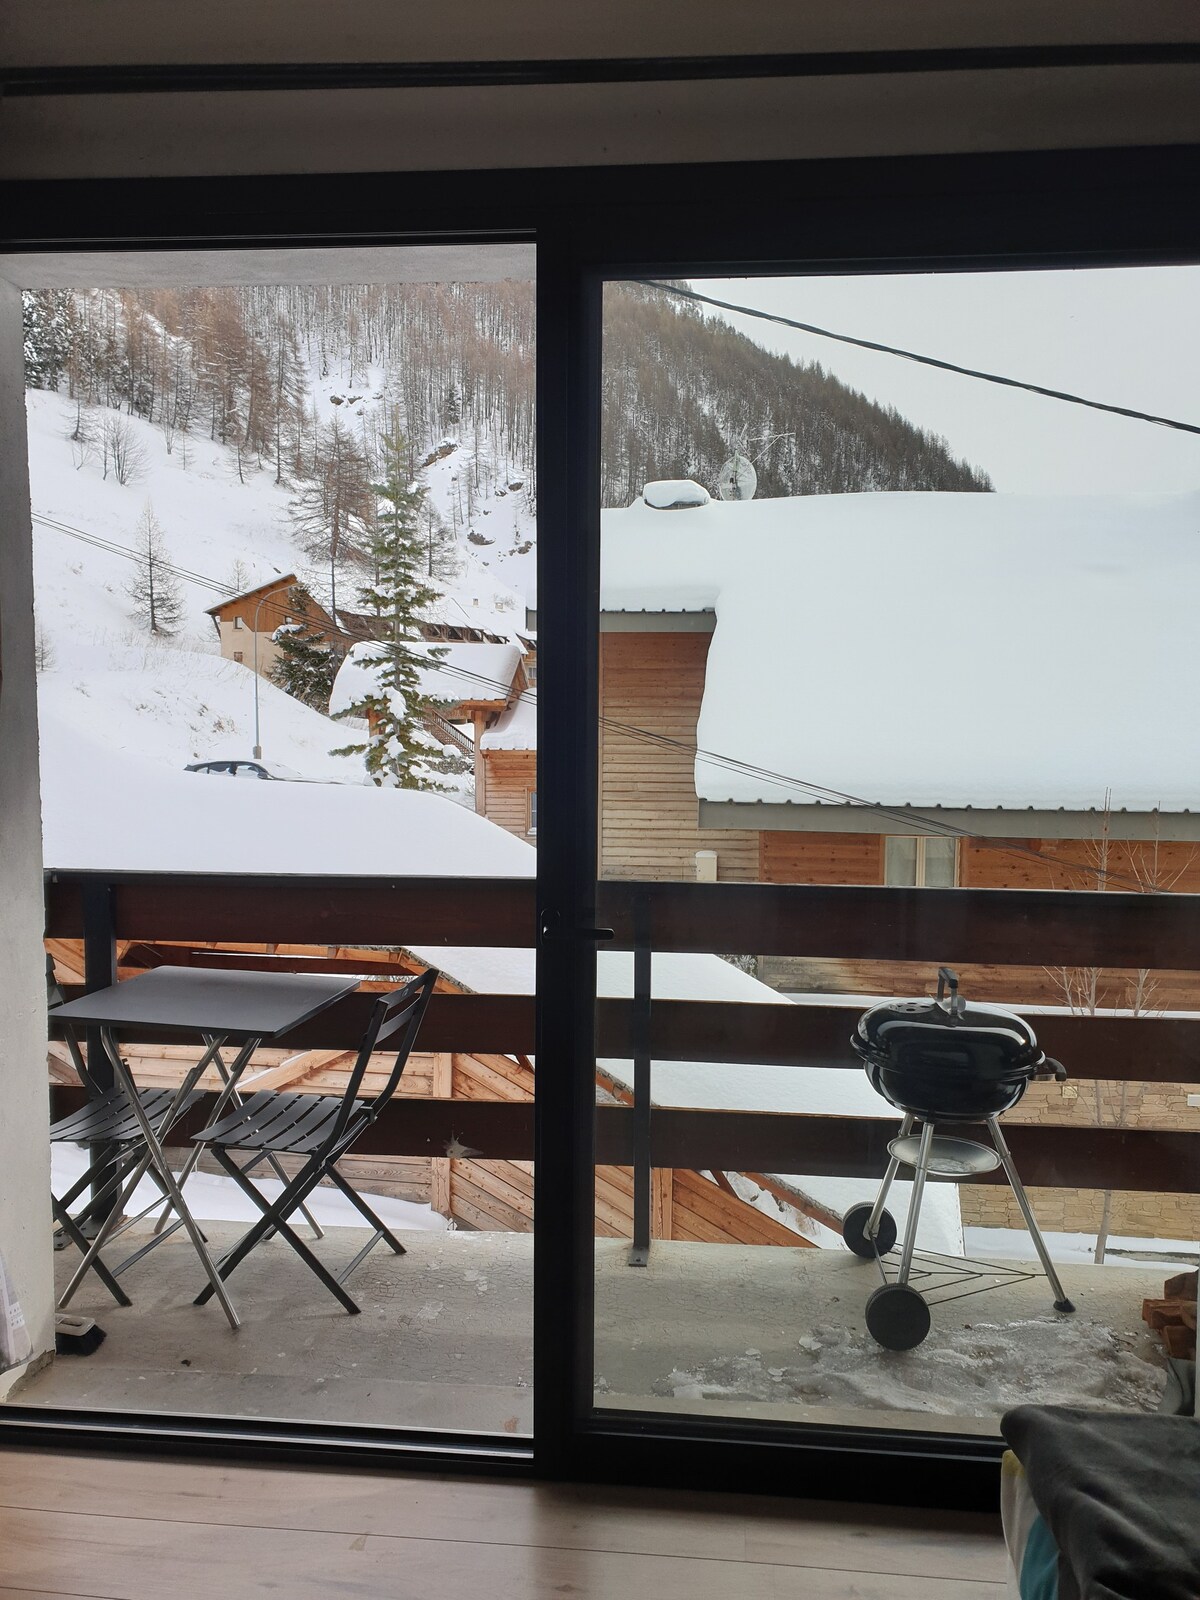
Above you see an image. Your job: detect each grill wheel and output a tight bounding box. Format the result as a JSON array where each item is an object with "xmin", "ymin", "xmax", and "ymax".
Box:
[
  {"xmin": 841, "ymin": 1201, "xmax": 897, "ymax": 1259},
  {"xmin": 865, "ymin": 1283, "xmax": 931, "ymax": 1352}
]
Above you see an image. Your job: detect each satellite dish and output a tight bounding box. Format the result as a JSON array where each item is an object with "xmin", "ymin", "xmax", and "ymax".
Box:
[{"xmin": 716, "ymin": 452, "xmax": 757, "ymax": 501}]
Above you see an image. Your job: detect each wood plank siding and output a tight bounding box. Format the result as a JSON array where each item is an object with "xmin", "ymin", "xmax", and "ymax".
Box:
[
  {"xmin": 482, "ymin": 748, "xmax": 537, "ymax": 840},
  {"xmin": 599, "ymin": 630, "xmax": 759, "ymax": 880},
  {"xmin": 760, "ymin": 832, "xmax": 885, "ymax": 885},
  {"xmin": 960, "ymin": 836, "xmax": 1200, "ymax": 892}
]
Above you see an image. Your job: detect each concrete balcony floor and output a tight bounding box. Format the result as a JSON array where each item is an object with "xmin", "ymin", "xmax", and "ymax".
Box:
[{"xmin": 15, "ymin": 1222, "xmax": 1177, "ymax": 1437}]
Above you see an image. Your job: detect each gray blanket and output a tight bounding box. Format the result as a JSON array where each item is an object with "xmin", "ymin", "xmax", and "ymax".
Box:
[{"xmin": 1002, "ymin": 1406, "xmax": 1200, "ymax": 1600}]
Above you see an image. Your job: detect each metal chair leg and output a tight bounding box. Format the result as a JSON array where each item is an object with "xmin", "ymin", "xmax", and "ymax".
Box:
[
  {"xmin": 897, "ymin": 1120, "xmax": 935, "ymax": 1287},
  {"xmin": 327, "ymin": 1167, "xmax": 406, "ymax": 1255},
  {"xmin": 203, "ymin": 1148, "xmax": 360, "ymax": 1314},
  {"xmin": 986, "ymin": 1116, "xmax": 1075, "ymax": 1312},
  {"xmin": 50, "ymin": 1193, "xmax": 131, "ymax": 1307},
  {"xmin": 865, "ymin": 1112, "xmax": 914, "ymax": 1240}
]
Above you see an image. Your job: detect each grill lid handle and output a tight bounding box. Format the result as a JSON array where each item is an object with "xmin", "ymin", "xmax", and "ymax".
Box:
[{"xmin": 935, "ymin": 966, "xmax": 966, "ymax": 1019}]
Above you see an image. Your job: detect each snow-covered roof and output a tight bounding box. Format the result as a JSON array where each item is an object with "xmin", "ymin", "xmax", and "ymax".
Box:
[
  {"xmin": 642, "ymin": 478, "xmax": 711, "ymax": 510},
  {"xmin": 479, "ymin": 693, "xmax": 536, "ymax": 752},
  {"xmin": 205, "ymin": 573, "xmax": 301, "ymax": 619},
  {"xmin": 39, "ymin": 709, "xmax": 537, "ymax": 878},
  {"xmin": 329, "ymin": 639, "xmax": 522, "ymax": 717},
  {"xmin": 600, "ymin": 488, "xmax": 1200, "ymax": 814}
]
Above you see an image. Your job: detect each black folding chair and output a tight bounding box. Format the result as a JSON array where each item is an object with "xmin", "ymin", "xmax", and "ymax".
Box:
[
  {"xmin": 191, "ymin": 968, "xmax": 437, "ymax": 1314},
  {"xmin": 48, "ymin": 960, "xmax": 200, "ymax": 1306}
]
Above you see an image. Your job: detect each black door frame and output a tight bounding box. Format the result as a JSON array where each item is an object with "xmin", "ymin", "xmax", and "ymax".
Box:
[{"xmin": 4, "ymin": 145, "xmax": 1200, "ymax": 1508}]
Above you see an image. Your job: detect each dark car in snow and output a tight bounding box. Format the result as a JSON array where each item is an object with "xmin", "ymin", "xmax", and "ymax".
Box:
[{"xmin": 185, "ymin": 759, "xmax": 304, "ymax": 781}]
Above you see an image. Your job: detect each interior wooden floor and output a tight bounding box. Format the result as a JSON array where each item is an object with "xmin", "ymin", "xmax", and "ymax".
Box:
[{"xmin": 0, "ymin": 1446, "xmax": 1007, "ymax": 1598}]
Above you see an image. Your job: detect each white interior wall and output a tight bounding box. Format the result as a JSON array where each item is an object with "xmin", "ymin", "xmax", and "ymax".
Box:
[{"xmin": 0, "ymin": 276, "xmax": 54, "ymax": 1389}]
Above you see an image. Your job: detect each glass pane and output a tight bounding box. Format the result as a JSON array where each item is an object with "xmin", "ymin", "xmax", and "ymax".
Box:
[
  {"xmin": 884, "ymin": 836, "xmax": 918, "ymax": 886},
  {"xmin": 22, "ymin": 249, "xmax": 537, "ymax": 1439},
  {"xmin": 923, "ymin": 836, "xmax": 958, "ymax": 887},
  {"xmin": 594, "ymin": 267, "xmax": 1200, "ymax": 1446}
]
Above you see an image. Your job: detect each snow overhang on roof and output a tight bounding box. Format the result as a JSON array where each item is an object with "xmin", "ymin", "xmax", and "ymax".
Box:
[
  {"xmin": 601, "ymin": 488, "xmax": 1200, "ymax": 817},
  {"xmin": 330, "ymin": 639, "xmax": 522, "ymax": 717},
  {"xmin": 479, "ymin": 693, "xmax": 536, "ymax": 752}
]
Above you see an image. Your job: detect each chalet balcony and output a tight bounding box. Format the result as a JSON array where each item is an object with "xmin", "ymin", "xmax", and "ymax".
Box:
[{"xmin": 13, "ymin": 870, "xmax": 1200, "ymax": 1438}]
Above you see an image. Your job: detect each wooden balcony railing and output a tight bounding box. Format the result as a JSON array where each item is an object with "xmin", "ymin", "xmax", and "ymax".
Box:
[{"xmin": 44, "ymin": 870, "xmax": 1200, "ymax": 1201}]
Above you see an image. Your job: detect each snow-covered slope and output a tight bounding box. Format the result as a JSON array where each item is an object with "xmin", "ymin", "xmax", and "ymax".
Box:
[
  {"xmin": 302, "ymin": 359, "xmax": 536, "ymax": 610},
  {"xmin": 39, "ymin": 712, "xmax": 536, "ymax": 877},
  {"xmin": 30, "ymin": 389, "xmax": 303, "ymax": 660},
  {"xmin": 26, "ymin": 386, "xmax": 530, "ymax": 796}
]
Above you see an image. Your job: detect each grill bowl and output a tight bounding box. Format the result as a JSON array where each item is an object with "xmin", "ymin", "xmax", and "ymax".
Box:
[{"xmin": 851, "ymin": 976, "xmax": 1048, "ymax": 1122}]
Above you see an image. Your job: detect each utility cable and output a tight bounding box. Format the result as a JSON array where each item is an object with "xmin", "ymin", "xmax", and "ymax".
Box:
[
  {"xmin": 35, "ymin": 510, "xmax": 1163, "ymax": 894},
  {"xmin": 636, "ymin": 279, "xmax": 1200, "ymax": 438}
]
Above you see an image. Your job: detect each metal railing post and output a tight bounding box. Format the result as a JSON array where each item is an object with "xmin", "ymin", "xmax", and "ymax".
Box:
[
  {"xmin": 81, "ymin": 878, "xmax": 119, "ymax": 1224},
  {"xmin": 628, "ymin": 896, "xmax": 653, "ymax": 1266}
]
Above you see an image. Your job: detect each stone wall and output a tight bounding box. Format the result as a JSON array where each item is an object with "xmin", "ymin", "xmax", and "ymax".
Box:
[{"xmin": 960, "ymin": 1183, "xmax": 1200, "ymax": 1240}]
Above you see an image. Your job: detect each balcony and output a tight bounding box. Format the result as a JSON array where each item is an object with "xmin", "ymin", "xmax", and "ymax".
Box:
[{"xmin": 14, "ymin": 871, "xmax": 1200, "ymax": 1437}]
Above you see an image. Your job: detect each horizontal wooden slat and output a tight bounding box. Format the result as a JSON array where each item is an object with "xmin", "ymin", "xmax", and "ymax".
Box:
[
  {"xmin": 45, "ymin": 1089, "xmax": 1200, "ymax": 1193},
  {"xmin": 50, "ymin": 988, "xmax": 537, "ymax": 1054},
  {"xmin": 598, "ymin": 879, "xmax": 1200, "ymax": 967},
  {"xmin": 44, "ymin": 873, "xmax": 535, "ymax": 947},
  {"xmin": 47, "ymin": 872, "xmax": 1200, "ymax": 968},
  {"xmin": 628, "ymin": 1111, "xmax": 1200, "ymax": 1194},
  {"xmin": 49, "ymin": 1085, "xmax": 536, "ymax": 1161},
  {"xmin": 603, "ymin": 1000, "xmax": 1200, "ymax": 1086},
  {"xmin": 49, "ymin": 988, "xmax": 1200, "ymax": 1084}
]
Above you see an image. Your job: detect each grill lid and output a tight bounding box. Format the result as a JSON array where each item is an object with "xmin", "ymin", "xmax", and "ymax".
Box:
[{"xmin": 853, "ymin": 967, "xmax": 1043, "ymax": 1070}]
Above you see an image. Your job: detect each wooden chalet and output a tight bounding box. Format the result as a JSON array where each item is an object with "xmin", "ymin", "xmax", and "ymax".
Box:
[
  {"xmin": 330, "ymin": 632, "xmax": 539, "ymax": 839},
  {"xmin": 599, "ymin": 482, "xmax": 1200, "ymax": 948},
  {"xmin": 205, "ymin": 575, "xmax": 341, "ymax": 678}
]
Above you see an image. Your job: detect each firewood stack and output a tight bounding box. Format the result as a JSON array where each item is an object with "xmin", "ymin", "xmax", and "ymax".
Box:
[{"xmin": 1142, "ymin": 1270, "xmax": 1198, "ymax": 1361}]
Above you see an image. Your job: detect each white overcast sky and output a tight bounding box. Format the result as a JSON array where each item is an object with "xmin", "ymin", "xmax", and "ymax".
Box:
[{"xmin": 692, "ymin": 267, "xmax": 1200, "ymax": 496}]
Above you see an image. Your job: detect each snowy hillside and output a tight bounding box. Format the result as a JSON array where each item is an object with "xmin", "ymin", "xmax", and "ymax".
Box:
[
  {"xmin": 302, "ymin": 361, "xmax": 537, "ymax": 609},
  {"xmin": 26, "ymin": 387, "xmax": 530, "ymax": 797}
]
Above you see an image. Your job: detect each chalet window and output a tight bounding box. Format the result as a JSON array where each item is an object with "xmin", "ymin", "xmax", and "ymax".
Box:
[
  {"xmin": 528, "ymin": 790, "xmax": 537, "ymax": 836},
  {"xmin": 232, "ymin": 651, "xmax": 244, "ymax": 663},
  {"xmin": 884, "ymin": 835, "xmax": 958, "ymax": 888},
  {"xmin": 233, "ymin": 616, "xmax": 245, "ymax": 629}
]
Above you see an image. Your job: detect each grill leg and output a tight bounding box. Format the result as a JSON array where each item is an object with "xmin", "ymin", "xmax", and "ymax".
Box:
[
  {"xmin": 866, "ymin": 1113, "xmax": 914, "ymax": 1239},
  {"xmin": 986, "ymin": 1116, "xmax": 1075, "ymax": 1312},
  {"xmin": 897, "ymin": 1120, "xmax": 935, "ymax": 1287}
]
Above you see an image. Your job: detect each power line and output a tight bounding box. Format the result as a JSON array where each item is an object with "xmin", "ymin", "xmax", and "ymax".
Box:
[
  {"xmin": 35, "ymin": 510, "xmax": 1162, "ymax": 894},
  {"xmin": 637, "ymin": 279, "xmax": 1200, "ymax": 438}
]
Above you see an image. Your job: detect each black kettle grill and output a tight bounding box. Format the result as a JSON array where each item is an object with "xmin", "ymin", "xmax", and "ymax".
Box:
[{"xmin": 843, "ymin": 968, "xmax": 1075, "ymax": 1351}]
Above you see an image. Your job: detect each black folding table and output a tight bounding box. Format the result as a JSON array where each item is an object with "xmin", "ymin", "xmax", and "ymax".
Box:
[{"xmin": 50, "ymin": 967, "xmax": 358, "ymax": 1329}]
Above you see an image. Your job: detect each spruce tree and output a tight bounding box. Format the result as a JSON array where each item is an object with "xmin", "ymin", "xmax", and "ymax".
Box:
[
  {"xmin": 332, "ymin": 434, "xmax": 442, "ymax": 788},
  {"xmin": 269, "ymin": 591, "xmax": 337, "ymax": 711},
  {"xmin": 22, "ymin": 289, "xmax": 74, "ymax": 391},
  {"xmin": 127, "ymin": 502, "xmax": 185, "ymax": 635}
]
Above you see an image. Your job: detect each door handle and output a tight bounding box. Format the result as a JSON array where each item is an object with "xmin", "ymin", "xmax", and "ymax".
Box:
[{"xmin": 539, "ymin": 909, "xmax": 615, "ymax": 943}]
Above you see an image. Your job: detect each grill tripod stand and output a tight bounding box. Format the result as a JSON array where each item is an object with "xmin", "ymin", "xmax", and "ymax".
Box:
[{"xmin": 842, "ymin": 1112, "xmax": 1076, "ymax": 1350}]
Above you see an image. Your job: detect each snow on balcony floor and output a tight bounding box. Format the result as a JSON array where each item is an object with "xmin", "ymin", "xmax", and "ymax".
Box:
[{"xmin": 16, "ymin": 1223, "xmax": 1176, "ymax": 1438}]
